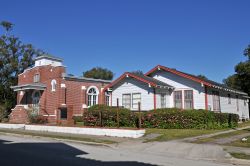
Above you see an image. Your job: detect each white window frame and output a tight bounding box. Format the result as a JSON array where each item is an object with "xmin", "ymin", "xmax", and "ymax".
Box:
[
  {"xmin": 184, "ymin": 90, "xmax": 193, "ymax": 109},
  {"xmin": 51, "ymin": 79, "xmax": 57, "ymax": 92},
  {"xmin": 132, "ymin": 93, "xmax": 141, "ymax": 109},
  {"xmin": 122, "ymin": 94, "xmax": 131, "ymax": 109},
  {"xmin": 33, "ymin": 74, "xmax": 40, "ymax": 83},
  {"xmin": 87, "ymin": 86, "xmax": 99, "ymax": 107},
  {"xmin": 105, "ymin": 92, "xmax": 111, "ymax": 106},
  {"xmin": 174, "ymin": 91, "xmax": 182, "ymax": 109},
  {"xmin": 160, "ymin": 93, "xmax": 166, "ymax": 108}
]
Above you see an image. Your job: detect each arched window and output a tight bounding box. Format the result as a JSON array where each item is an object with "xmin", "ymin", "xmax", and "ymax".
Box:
[
  {"xmin": 51, "ymin": 79, "xmax": 57, "ymax": 92},
  {"xmin": 87, "ymin": 86, "xmax": 99, "ymax": 107}
]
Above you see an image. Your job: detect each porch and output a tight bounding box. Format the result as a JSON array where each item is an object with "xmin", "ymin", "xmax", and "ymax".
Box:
[{"xmin": 9, "ymin": 83, "xmax": 46, "ymax": 123}]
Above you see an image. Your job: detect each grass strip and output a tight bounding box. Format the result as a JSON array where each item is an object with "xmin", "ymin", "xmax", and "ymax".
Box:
[
  {"xmin": 228, "ymin": 136, "xmax": 250, "ymax": 148},
  {"xmin": 194, "ymin": 128, "xmax": 250, "ymax": 144},
  {"xmin": 230, "ymin": 152, "xmax": 250, "ymax": 160},
  {"xmin": 144, "ymin": 129, "xmax": 222, "ymax": 142}
]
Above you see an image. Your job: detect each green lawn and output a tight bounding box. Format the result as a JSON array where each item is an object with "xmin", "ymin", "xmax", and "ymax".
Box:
[
  {"xmin": 228, "ymin": 136, "xmax": 250, "ymax": 148},
  {"xmin": 194, "ymin": 128, "xmax": 250, "ymax": 144},
  {"xmin": 230, "ymin": 152, "xmax": 250, "ymax": 160},
  {"xmin": 238, "ymin": 120, "xmax": 250, "ymax": 128},
  {"xmin": 0, "ymin": 129, "xmax": 116, "ymax": 144},
  {"xmin": 144, "ymin": 129, "xmax": 222, "ymax": 142}
]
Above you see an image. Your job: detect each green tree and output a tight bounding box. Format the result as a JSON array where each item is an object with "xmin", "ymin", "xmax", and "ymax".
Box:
[
  {"xmin": 244, "ymin": 44, "xmax": 250, "ymax": 59},
  {"xmin": 223, "ymin": 44, "xmax": 250, "ymax": 96},
  {"xmin": 0, "ymin": 21, "xmax": 43, "ymax": 114},
  {"xmin": 83, "ymin": 67, "xmax": 114, "ymax": 80}
]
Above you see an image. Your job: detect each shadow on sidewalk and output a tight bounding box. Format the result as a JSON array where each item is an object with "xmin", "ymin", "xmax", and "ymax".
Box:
[{"xmin": 0, "ymin": 139, "xmax": 155, "ymax": 166}]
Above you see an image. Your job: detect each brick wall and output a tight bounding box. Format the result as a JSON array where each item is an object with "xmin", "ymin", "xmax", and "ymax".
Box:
[
  {"xmin": 9, "ymin": 105, "xmax": 29, "ymax": 124},
  {"xmin": 17, "ymin": 65, "xmax": 66, "ymax": 123},
  {"xmin": 64, "ymin": 80, "xmax": 109, "ymax": 116},
  {"xmin": 13, "ymin": 64, "xmax": 110, "ymax": 124}
]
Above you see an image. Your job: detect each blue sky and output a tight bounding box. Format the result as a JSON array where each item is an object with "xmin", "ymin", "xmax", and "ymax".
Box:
[{"xmin": 1, "ymin": 0, "xmax": 250, "ymax": 82}]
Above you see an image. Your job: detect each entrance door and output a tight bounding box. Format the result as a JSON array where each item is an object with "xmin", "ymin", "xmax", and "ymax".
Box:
[{"xmin": 32, "ymin": 90, "xmax": 41, "ymax": 114}]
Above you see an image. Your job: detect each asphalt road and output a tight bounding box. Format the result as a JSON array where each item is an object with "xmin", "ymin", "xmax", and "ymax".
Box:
[
  {"xmin": 0, "ymin": 133, "xmax": 240, "ymax": 166},
  {"xmin": 0, "ymin": 139, "xmax": 153, "ymax": 166}
]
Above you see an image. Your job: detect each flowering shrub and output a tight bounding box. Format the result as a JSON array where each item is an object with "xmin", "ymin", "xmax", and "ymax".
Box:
[
  {"xmin": 82, "ymin": 105, "xmax": 137, "ymax": 127},
  {"xmin": 27, "ymin": 109, "xmax": 47, "ymax": 124},
  {"xmin": 28, "ymin": 114, "xmax": 47, "ymax": 124},
  {"xmin": 142, "ymin": 109, "xmax": 239, "ymax": 129},
  {"xmin": 73, "ymin": 105, "xmax": 239, "ymax": 129}
]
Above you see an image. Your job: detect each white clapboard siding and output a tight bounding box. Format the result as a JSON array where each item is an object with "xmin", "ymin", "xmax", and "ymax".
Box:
[
  {"xmin": 152, "ymin": 70, "xmax": 206, "ymax": 109},
  {"xmin": 240, "ymin": 98, "xmax": 249, "ymax": 120},
  {"xmin": 206, "ymin": 88, "xmax": 249, "ymax": 120},
  {"xmin": 111, "ymin": 78, "xmax": 154, "ymax": 111},
  {"xmin": 111, "ymin": 69, "xmax": 249, "ymax": 119}
]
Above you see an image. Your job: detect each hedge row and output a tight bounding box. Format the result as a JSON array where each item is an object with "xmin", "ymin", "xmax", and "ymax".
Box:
[{"xmin": 73, "ymin": 105, "xmax": 239, "ymax": 129}]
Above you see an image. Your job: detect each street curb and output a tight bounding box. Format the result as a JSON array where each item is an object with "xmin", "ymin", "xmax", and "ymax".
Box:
[{"xmin": 0, "ymin": 131, "xmax": 114, "ymax": 148}]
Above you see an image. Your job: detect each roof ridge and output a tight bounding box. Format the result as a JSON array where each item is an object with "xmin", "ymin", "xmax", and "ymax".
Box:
[{"xmin": 146, "ymin": 65, "xmax": 248, "ymax": 96}]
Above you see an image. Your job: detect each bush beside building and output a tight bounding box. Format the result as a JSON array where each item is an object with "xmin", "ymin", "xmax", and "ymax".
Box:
[{"xmin": 73, "ymin": 105, "xmax": 239, "ymax": 129}]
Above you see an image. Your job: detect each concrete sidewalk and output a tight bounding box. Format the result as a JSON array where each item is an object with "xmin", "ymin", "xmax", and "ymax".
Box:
[{"xmin": 183, "ymin": 126, "xmax": 250, "ymax": 143}]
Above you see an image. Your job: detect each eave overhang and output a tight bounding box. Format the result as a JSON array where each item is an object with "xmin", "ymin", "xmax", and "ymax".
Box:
[{"xmin": 10, "ymin": 83, "xmax": 47, "ymax": 91}]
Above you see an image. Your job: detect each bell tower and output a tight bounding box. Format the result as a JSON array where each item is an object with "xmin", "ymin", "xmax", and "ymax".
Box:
[{"xmin": 34, "ymin": 54, "xmax": 63, "ymax": 67}]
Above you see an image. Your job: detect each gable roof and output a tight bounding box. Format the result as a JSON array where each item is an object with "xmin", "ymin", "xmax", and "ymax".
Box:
[
  {"xmin": 104, "ymin": 72, "xmax": 174, "ymax": 91},
  {"xmin": 145, "ymin": 65, "xmax": 248, "ymax": 96}
]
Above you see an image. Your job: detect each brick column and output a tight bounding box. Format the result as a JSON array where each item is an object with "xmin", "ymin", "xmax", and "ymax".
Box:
[
  {"xmin": 100, "ymin": 88, "xmax": 104, "ymax": 104},
  {"xmin": 60, "ymin": 83, "xmax": 66, "ymax": 106},
  {"xmin": 17, "ymin": 91, "xmax": 24, "ymax": 104},
  {"xmin": 81, "ymin": 86, "xmax": 87, "ymax": 113}
]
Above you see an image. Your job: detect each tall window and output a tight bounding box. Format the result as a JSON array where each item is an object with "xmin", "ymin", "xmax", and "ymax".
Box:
[
  {"xmin": 161, "ymin": 93, "xmax": 166, "ymax": 108},
  {"xmin": 87, "ymin": 87, "xmax": 98, "ymax": 107},
  {"xmin": 33, "ymin": 74, "xmax": 40, "ymax": 83},
  {"xmin": 174, "ymin": 91, "xmax": 182, "ymax": 109},
  {"xmin": 132, "ymin": 93, "xmax": 141, "ymax": 109},
  {"xmin": 228, "ymin": 94, "xmax": 231, "ymax": 104},
  {"xmin": 122, "ymin": 94, "xmax": 131, "ymax": 109},
  {"xmin": 184, "ymin": 90, "xmax": 193, "ymax": 109},
  {"xmin": 212, "ymin": 91, "xmax": 220, "ymax": 111},
  {"xmin": 51, "ymin": 79, "xmax": 57, "ymax": 92},
  {"xmin": 105, "ymin": 92, "xmax": 111, "ymax": 106}
]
